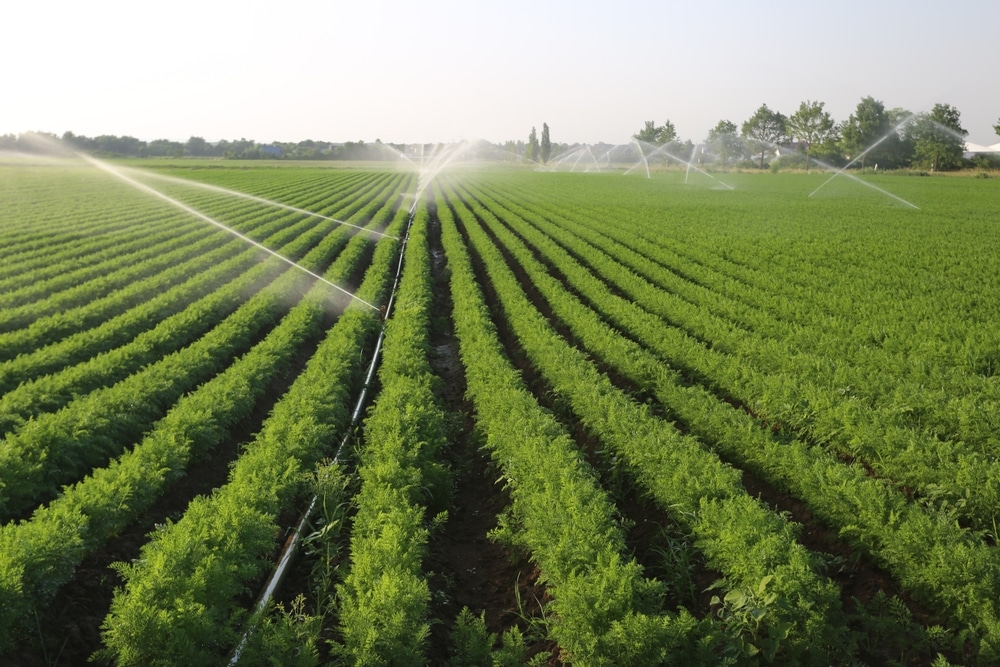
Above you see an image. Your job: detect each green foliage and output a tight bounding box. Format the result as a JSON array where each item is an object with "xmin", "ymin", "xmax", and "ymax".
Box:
[
  {"xmin": 300, "ymin": 460, "xmax": 353, "ymax": 618},
  {"xmin": 851, "ymin": 592, "xmax": 955, "ymax": 666},
  {"xmin": 96, "ymin": 179, "xmax": 410, "ymax": 666},
  {"xmin": 705, "ymin": 119, "xmax": 744, "ymax": 168},
  {"xmin": 0, "ymin": 299, "xmax": 322, "ymax": 646},
  {"xmin": 709, "ymin": 575, "xmax": 795, "ymax": 661},
  {"xmin": 633, "ymin": 119, "xmax": 678, "ymax": 146},
  {"xmin": 238, "ymin": 596, "xmax": 321, "ymax": 667},
  {"xmin": 447, "ymin": 168, "xmax": 1000, "ymax": 661},
  {"xmin": 332, "ymin": 205, "xmax": 448, "ymax": 665},
  {"xmin": 787, "ymin": 99, "xmax": 837, "ymax": 168},
  {"xmin": 909, "ymin": 103, "xmax": 968, "ymax": 171},
  {"xmin": 5, "ymin": 160, "xmax": 1000, "ymax": 664},
  {"xmin": 446, "ymin": 177, "xmax": 849, "ymax": 662},
  {"xmin": 742, "ymin": 103, "xmax": 788, "ymax": 168},
  {"xmin": 540, "ymin": 123, "xmax": 551, "ymax": 164},
  {"xmin": 439, "ymin": 186, "xmax": 725, "ymax": 664},
  {"xmin": 448, "ymin": 608, "xmax": 548, "ymax": 667},
  {"xmin": 525, "ymin": 127, "xmax": 539, "ymax": 163}
]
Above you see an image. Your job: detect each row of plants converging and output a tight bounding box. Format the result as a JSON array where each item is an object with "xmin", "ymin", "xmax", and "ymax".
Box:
[
  {"xmin": 97, "ymin": 203, "xmax": 408, "ymax": 665},
  {"xmin": 438, "ymin": 178, "xmax": 854, "ymax": 663},
  {"xmin": 0, "ymin": 173, "xmax": 408, "ymax": 521},
  {"xmin": 0, "ymin": 165, "xmax": 414, "ymax": 658},
  {"xmin": 474, "ymin": 175, "xmax": 1000, "ymax": 531},
  {"xmin": 437, "ymin": 170, "xmax": 1000, "ymax": 662},
  {"xmin": 4, "ymin": 162, "xmax": 999, "ymax": 664}
]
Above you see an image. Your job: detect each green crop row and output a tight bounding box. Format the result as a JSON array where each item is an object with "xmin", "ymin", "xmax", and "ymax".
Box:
[
  {"xmin": 0, "ymin": 170, "xmax": 403, "ymax": 363},
  {"xmin": 490, "ymin": 175, "xmax": 1000, "ymax": 454},
  {"xmin": 96, "ymin": 199, "xmax": 409, "ymax": 666},
  {"xmin": 0, "ymin": 203, "xmax": 365, "ymax": 438},
  {"xmin": 471, "ymin": 178, "xmax": 1000, "ymax": 532},
  {"xmin": 335, "ymin": 204, "xmax": 448, "ymax": 663},
  {"xmin": 0, "ymin": 166, "xmax": 409, "ymax": 652},
  {"xmin": 0, "ymin": 225, "xmax": 227, "ymax": 329},
  {"xmin": 0, "ymin": 284, "xmax": 325, "ymax": 652},
  {"xmin": 444, "ymin": 178, "xmax": 849, "ymax": 663},
  {"xmin": 436, "ymin": 188, "xmax": 706, "ymax": 666},
  {"xmin": 0, "ymin": 266, "xmax": 293, "ymax": 520},
  {"xmin": 0, "ymin": 195, "xmax": 331, "ymax": 390},
  {"xmin": 455, "ymin": 174, "xmax": 1000, "ymax": 659},
  {"xmin": 0, "ymin": 209, "xmax": 201, "ymax": 292},
  {"xmin": 0, "ymin": 171, "xmax": 414, "ymax": 519}
]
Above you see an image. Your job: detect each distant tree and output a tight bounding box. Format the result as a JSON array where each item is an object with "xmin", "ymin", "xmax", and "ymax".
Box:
[
  {"xmin": 633, "ymin": 120, "xmax": 659, "ymax": 144},
  {"xmin": 741, "ymin": 104, "xmax": 787, "ymax": 168},
  {"xmin": 186, "ymin": 136, "xmax": 208, "ymax": 157},
  {"xmin": 706, "ymin": 120, "xmax": 743, "ymax": 168},
  {"xmin": 540, "ymin": 123, "xmax": 551, "ymax": 164},
  {"xmin": 526, "ymin": 126, "xmax": 539, "ymax": 163},
  {"xmin": 885, "ymin": 107, "xmax": 917, "ymax": 167},
  {"xmin": 994, "ymin": 117, "xmax": 1000, "ymax": 138},
  {"xmin": 90, "ymin": 135, "xmax": 144, "ymax": 157},
  {"xmin": 840, "ymin": 96, "xmax": 901, "ymax": 169},
  {"xmin": 633, "ymin": 119, "xmax": 677, "ymax": 146},
  {"xmin": 147, "ymin": 138, "xmax": 185, "ymax": 157},
  {"xmin": 0, "ymin": 134, "xmax": 17, "ymax": 150},
  {"xmin": 502, "ymin": 139, "xmax": 522, "ymax": 161},
  {"xmin": 787, "ymin": 100, "xmax": 836, "ymax": 170},
  {"xmin": 909, "ymin": 103, "xmax": 967, "ymax": 171}
]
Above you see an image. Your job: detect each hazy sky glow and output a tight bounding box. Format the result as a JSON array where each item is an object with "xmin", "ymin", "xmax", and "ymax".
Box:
[{"xmin": 4, "ymin": 0, "xmax": 999, "ymax": 145}]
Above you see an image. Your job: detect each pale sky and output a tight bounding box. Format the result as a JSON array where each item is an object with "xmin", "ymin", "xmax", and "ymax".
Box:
[{"xmin": 3, "ymin": 0, "xmax": 998, "ymax": 146}]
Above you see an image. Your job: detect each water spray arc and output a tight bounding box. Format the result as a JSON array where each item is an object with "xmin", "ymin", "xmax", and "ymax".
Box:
[
  {"xmin": 782, "ymin": 144, "xmax": 920, "ymax": 210},
  {"xmin": 79, "ymin": 153, "xmax": 381, "ymax": 311},
  {"xmin": 546, "ymin": 144, "xmax": 603, "ymax": 173},
  {"xmin": 685, "ymin": 143, "xmax": 702, "ymax": 184},
  {"xmin": 131, "ymin": 169, "xmax": 399, "ymax": 241},
  {"xmin": 809, "ymin": 114, "xmax": 917, "ymax": 201},
  {"xmin": 624, "ymin": 139, "xmax": 651, "ymax": 178}
]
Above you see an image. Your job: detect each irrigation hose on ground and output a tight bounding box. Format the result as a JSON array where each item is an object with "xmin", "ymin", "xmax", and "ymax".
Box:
[{"xmin": 227, "ymin": 207, "xmax": 415, "ymax": 665}]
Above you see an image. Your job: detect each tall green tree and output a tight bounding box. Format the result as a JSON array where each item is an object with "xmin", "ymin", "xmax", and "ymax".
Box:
[
  {"xmin": 633, "ymin": 119, "xmax": 677, "ymax": 145},
  {"xmin": 706, "ymin": 119, "xmax": 743, "ymax": 168},
  {"xmin": 525, "ymin": 126, "xmax": 539, "ymax": 163},
  {"xmin": 909, "ymin": 103, "xmax": 967, "ymax": 171},
  {"xmin": 540, "ymin": 123, "xmax": 551, "ymax": 164},
  {"xmin": 186, "ymin": 136, "xmax": 208, "ymax": 157},
  {"xmin": 741, "ymin": 104, "xmax": 787, "ymax": 168},
  {"xmin": 840, "ymin": 96, "xmax": 900, "ymax": 169},
  {"xmin": 787, "ymin": 100, "xmax": 836, "ymax": 170}
]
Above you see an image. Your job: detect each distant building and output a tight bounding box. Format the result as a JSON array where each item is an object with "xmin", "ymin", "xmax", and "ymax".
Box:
[{"xmin": 963, "ymin": 141, "xmax": 1000, "ymax": 159}]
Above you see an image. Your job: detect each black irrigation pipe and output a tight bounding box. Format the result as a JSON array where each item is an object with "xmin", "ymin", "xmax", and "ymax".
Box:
[{"xmin": 227, "ymin": 198, "xmax": 418, "ymax": 665}]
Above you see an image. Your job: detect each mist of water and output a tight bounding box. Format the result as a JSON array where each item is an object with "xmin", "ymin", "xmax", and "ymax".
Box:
[
  {"xmin": 797, "ymin": 150, "xmax": 919, "ymax": 209},
  {"xmin": 809, "ymin": 114, "xmax": 917, "ymax": 199},
  {"xmin": 631, "ymin": 139, "xmax": 735, "ymax": 190},
  {"xmin": 79, "ymin": 153, "xmax": 381, "ymax": 310},
  {"xmin": 126, "ymin": 168, "xmax": 397, "ymax": 240},
  {"xmin": 546, "ymin": 144, "xmax": 602, "ymax": 173}
]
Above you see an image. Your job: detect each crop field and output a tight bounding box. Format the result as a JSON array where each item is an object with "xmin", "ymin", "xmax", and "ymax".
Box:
[{"xmin": 2, "ymin": 155, "xmax": 1000, "ymax": 665}]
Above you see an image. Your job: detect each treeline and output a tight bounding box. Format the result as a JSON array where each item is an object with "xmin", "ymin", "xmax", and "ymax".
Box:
[
  {"xmin": 0, "ymin": 132, "xmax": 410, "ymax": 161},
  {"xmin": 637, "ymin": 98, "xmax": 1000, "ymax": 172}
]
